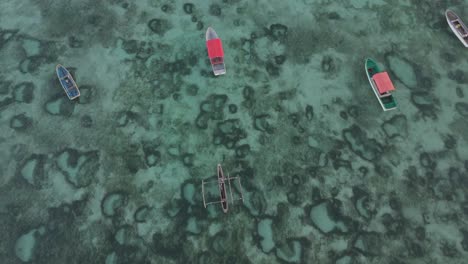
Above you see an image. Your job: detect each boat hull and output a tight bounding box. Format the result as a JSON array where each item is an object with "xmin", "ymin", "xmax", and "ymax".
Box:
[
  {"xmin": 446, "ymin": 10, "xmax": 468, "ymax": 47},
  {"xmin": 217, "ymin": 164, "xmax": 228, "ymax": 213},
  {"xmin": 56, "ymin": 64, "xmax": 80, "ymax": 100},
  {"xmin": 365, "ymin": 58, "xmax": 397, "ymax": 111},
  {"xmin": 206, "ymin": 27, "xmax": 226, "ymax": 76}
]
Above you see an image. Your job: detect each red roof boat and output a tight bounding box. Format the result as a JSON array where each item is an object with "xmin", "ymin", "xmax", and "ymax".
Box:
[{"xmin": 206, "ymin": 27, "xmax": 226, "ymax": 76}]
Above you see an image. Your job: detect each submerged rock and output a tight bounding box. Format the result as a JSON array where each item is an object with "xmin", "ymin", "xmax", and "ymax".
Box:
[
  {"xmin": 56, "ymin": 149, "xmax": 99, "ymax": 188},
  {"xmin": 343, "ymin": 125, "xmax": 383, "ymax": 162},
  {"xmin": 44, "ymin": 95, "xmax": 75, "ymax": 116},
  {"xmin": 386, "ymin": 55, "xmax": 417, "ymax": 88},
  {"xmin": 148, "ymin": 18, "xmax": 171, "ymax": 35},
  {"xmin": 13, "ymin": 82, "xmax": 34, "ymax": 103},
  {"xmin": 10, "ymin": 113, "xmax": 32, "ymax": 131},
  {"xmin": 382, "ymin": 114, "xmax": 408, "ymax": 138},
  {"xmin": 101, "ymin": 191, "xmax": 129, "ymax": 217},
  {"xmin": 275, "ymin": 239, "xmax": 303, "ymax": 263},
  {"xmin": 455, "ymin": 102, "xmax": 468, "ymax": 118}
]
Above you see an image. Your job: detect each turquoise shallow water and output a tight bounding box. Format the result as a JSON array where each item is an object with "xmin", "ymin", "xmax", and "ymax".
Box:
[{"xmin": 1, "ymin": 0, "xmax": 468, "ymax": 263}]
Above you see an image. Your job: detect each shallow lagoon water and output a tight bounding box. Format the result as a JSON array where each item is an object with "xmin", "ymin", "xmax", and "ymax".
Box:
[{"xmin": 1, "ymin": 0, "xmax": 468, "ymax": 263}]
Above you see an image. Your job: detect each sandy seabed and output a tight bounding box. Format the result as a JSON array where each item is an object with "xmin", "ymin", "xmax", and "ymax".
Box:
[{"xmin": 1, "ymin": 0, "xmax": 468, "ymax": 263}]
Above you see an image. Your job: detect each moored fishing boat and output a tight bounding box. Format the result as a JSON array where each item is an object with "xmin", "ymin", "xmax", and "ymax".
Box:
[
  {"xmin": 201, "ymin": 164, "xmax": 244, "ymax": 213},
  {"xmin": 56, "ymin": 64, "xmax": 80, "ymax": 100},
  {"xmin": 217, "ymin": 164, "xmax": 229, "ymax": 213},
  {"xmin": 446, "ymin": 9, "xmax": 468, "ymax": 47},
  {"xmin": 205, "ymin": 27, "xmax": 226, "ymax": 76},
  {"xmin": 365, "ymin": 58, "xmax": 397, "ymax": 111}
]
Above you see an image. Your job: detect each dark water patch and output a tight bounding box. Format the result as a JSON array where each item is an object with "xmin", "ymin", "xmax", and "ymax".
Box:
[
  {"xmin": 161, "ymin": 4, "xmax": 174, "ymax": 13},
  {"xmin": 185, "ymin": 84, "xmax": 198, "ymax": 96},
  {"xmin": 266, "ymin": 61, "xmax": 280, "ymax": 77},
  {"xmin": 253, "ymin": 114, "xmax": 275, "ymax": 133},
  {"xmin": 419, "ymin": 152, "xmax": 436, "ymax": 170},
  {"xmin": 13, "ymin": 82, "xmax": 34, "ymax": 103},
  {"xmin": 381, "ymin": 213, "xmax": 405, "ymax": 237},
  {"xmin": 267, "ymin": 24, "xmax": 288, "ymax": 42},
  {"xmin": 353, "ymin": 232, "xmax": 384, "ymax": 257},
  {"xmin": 101, "ymin": 191, "xmax": 129, "ymax": 217},
  {"xmin": 305, "ymin": 199, "xmax": 356, "ymax": 235},
  {"xmin": 410, "ymin": 91, "xmax": 440, "ymax": 119},
  {"xmin": 351, "ymin": 186, "xmax": 373, "ymax": 220},
  {"xmin": 44, "ymin": 94, "xmax": 76, "ymax": 116},
  {"xmin": 209, "ymin": 4, "xmax": 221, "ymax": 16},
  {"xmin": 0, "ymin": 28, "xmax": 18, "ymax": 49},
  {"xmin": 343, "ymin": 124, "xmax": 383, "ymax": 162},
  {"xmin": 382, "ymin": 114, "xmax": 408, "ymax": 139},
  {"xmin": 275, "ymin": 55, "xmax": 286, "ymax": 65},
  {"xmin": 68, "ymin": 35, "xmax": 83, "ymax": 48},
  {"xmin": 461, "ymin": 230, "xmax": 468, "ymax": 252},
  {"xmin": 455, "ymin": 102, "xmax": 468, "ymax": 118},
  {"xmin": 16, "ymin": 153, "xmax": 47, "ymax": 187},
  {"xmin": 183, "ymin": 3, "xmax": 194, "ymax": 14},
  {"xmin": 275, "ymin": 238, "xmax": 307, "ymax": 263},
  {"xmin": 152, "ymin": 231, "xmax": 185, "ymax": 259},
  {"xmin": 80, "ymin": 115, "xmax": 93, "ymax": 128},
  {"xmin": 133, "ymin": 205, "xmax": 151, "ymax": 223},
  {"xmin": 19, "ymin": 56, "xmax": 47, "ymax": 74},
  {"xmin": 456, "ymin": 87, "xmax": 464, "ymax": 98},
  {"xmin": 125, "ymin": 154, "xmax": 145, "ymax": 173},
  {"xmin": 55, "ymin": 148, "xmax": 100, "ymax": 188},
  {"xmin": 181, "ymin": 153, "xmax": 194, "ymax": 167},
  {"xmin": 213, "ymin": 119, "xmax": 247, "ymax": 149},
  {"xmin": 448, "ymin": 69, "xmax": 468, "ymax": 84},
  {"xmin": 148, "ymin": 18, "xmax": 171, "ymax": 35},
  {"xmin": 10, "ymin": 113, "xmax": 32, "ymax": 131}
]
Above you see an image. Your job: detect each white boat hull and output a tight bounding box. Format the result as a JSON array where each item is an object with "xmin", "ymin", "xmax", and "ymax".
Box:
[{"xmin": 446, "ymin": 10, "xmax": 468, "ymax": 48}]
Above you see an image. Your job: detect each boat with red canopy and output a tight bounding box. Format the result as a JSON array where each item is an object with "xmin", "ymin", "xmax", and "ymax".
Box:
[
  {"xmin": 365, "ymin": 58, "xmax": 397, "ymax": 111},
  {"xmin": 206, "ymin": 27, "xmax": 226, "ymax": 76}
]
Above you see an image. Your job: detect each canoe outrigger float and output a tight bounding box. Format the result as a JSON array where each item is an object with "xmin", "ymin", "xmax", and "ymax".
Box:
[
  {"xmin": 206, "ymin": 27, "xmax": 226, "ymax": 76},
  {"xmin": 365, "ymin": 58, "xmax": 397, "ymax": 111},
  {"xmin": 445, "ymin": 10, "xmax": 468, "ymax": 47},
  {"xmin": 56, "ymin": 64, "xmax": 80, "ymax": 100},
  {"xmin": 202, "ymin": 164, "xmax": 244, "ymax": 213}
]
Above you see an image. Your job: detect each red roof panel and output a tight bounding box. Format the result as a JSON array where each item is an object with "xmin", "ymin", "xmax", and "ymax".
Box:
[
  {"xmin": 206, "ymin": 39, "xmax": 224, "ymax": 58},
  {"xmin": 372, "ymin": 72, "xmax": 395, "ymax": 94}
]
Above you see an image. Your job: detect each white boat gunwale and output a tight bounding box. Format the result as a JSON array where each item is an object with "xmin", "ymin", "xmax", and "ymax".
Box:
[
  {"xmin": 365, "ymin": 58, "xmax": 397, "ymax": 112},
  {"xmin": 445, "ymin": 9, "xmax": 468, "ymax": 47},
  {"xmin": 56, "ymin": 64, "xmax": 80, "ymax": 100}
]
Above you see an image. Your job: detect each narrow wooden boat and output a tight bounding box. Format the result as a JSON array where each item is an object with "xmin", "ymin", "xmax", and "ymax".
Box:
[
  {"xmin": 365, "ymin": 58, "xmax": 397, "ymax": 111},
  {"xmin": 205, "ymin": 27, "xmax": 226, "ymax": 76},
  {"xmin": 56, "ymin": 64, "xmax": 80, "ymax": 100},
  {"xmin": 446, "ymin": 10, "xmax": 468, "ymax": 47},
  {"xmin": 217, "ymin": 164, "xmax": 229, "ymax": 213},
  {"xmin": 201, "ymin": 164, "xmax": 244, "ymax": 213}
]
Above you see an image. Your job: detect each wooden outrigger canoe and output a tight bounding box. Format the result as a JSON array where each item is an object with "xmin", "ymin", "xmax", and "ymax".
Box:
[{"xmin": 201, "ymin": 164, "xmax": 244, "ymax": 213}]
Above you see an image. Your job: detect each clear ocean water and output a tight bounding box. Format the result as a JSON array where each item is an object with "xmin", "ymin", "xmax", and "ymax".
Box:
[{"xmin": 1, "ymin": 1, "xmax": 468, "ymax": 263}]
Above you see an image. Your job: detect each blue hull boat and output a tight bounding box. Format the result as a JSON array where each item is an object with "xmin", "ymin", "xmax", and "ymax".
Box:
[{"xmin": 56, "ymin": 64, "xmax": 80, "ymax": 100}]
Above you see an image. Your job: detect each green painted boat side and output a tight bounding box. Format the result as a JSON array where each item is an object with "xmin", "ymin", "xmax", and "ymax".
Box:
[{"xmin": 365, "ymin": 58, "xmax": 397, "ymax": 111}]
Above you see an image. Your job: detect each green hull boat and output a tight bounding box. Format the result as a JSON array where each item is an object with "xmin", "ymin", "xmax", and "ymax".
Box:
[{"xmin": 365, "ymin": 58, "xmax": 397, "ymax": 111}]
